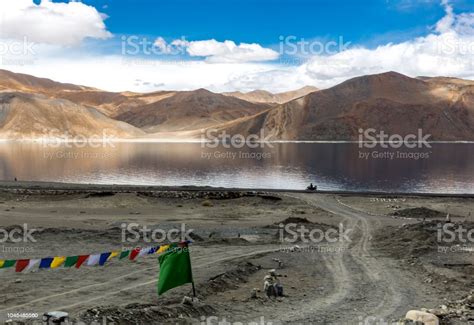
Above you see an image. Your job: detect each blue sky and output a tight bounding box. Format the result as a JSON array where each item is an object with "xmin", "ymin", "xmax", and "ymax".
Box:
[
  {"xmin": 81, "ymin": 0, "xmax": 469, "ymax": 47},
  {"xmin": 2, "ymin": 0, "xmax": 474, "ymax": 92}
]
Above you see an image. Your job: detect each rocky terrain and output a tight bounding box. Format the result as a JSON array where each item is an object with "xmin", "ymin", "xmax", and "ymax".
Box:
[{"xmin": 0, "ymin": 184, "xmax": 471, "ymax": 324}]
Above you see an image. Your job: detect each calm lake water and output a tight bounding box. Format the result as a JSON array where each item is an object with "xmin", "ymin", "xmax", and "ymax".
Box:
[{"xmin": 0, "ymin": 142, "xmax": 472, "ymax": 194}]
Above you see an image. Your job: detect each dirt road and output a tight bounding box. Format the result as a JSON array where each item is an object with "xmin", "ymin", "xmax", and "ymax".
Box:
[{"xmin": 274, "ymin": 194, "xmax": 433, "ymax": 324}]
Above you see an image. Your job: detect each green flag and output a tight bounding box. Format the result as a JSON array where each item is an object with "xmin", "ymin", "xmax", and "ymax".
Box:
[
  {"xmin": 64, "ymin": 256, "xmax": 79, "ymax": 267},
  {"xmin": 119, "ymin": 250, "xmax": 130, "ymax": 260},
  {"xmin": 0, "ymin": 260, "xmax": 16, "ymax": 269},
  {"xmin": 157, "ymin": 246, "xmax": 194, "ymax": 296}
]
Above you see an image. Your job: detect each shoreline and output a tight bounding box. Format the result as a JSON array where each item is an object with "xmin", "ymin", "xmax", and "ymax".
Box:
[
  {"xmin": 0, "ymin": 180, "xmax": 472, "ymax": 198},
  {"xmin": 0, "ymin": 139, "xmax": 473, "ymax": 144}
]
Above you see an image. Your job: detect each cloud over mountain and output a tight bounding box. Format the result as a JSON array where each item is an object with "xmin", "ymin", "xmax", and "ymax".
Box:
[
  {"xmin": 0, "ymin": 0, "xmax": 112, "ymax": 46},
  {"xmin": 153, "ymin": 38, "xmax": 279, "ymax": 63}
]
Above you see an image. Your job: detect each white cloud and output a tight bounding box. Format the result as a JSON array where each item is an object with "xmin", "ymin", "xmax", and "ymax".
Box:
[
  {"xmin": 435, "ymin": 0, "xmax": 455, "ymax": 33},
  {"xmin": 1, "ymin": 0, "xmax": 474, "ymax": 93},
  {"xmin": 295, "ymin": 0, "xmax": 474, "ymax": 88},
  {"xmin": 0, "ymin": 0, "xmax": 112, "ymax": 46},
  {"xmin": 1, "ymin": 55, "xmax": 280, "ymax": 92},
  {"xmin": 152, "ymin": 37, "xmax": 279, "ymax": 63},
  {"xmin": 153, "ymin": 37, "xmax": 170, "ymax": 54}
]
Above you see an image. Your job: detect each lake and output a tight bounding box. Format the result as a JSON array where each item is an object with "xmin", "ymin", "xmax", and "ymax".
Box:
[{"xmin": 0, "ymin": 142, "xmax": 472, "ymax": 194}]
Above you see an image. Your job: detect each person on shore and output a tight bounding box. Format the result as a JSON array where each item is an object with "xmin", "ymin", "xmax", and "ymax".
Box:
[
  {"xmin": 268, "ymin": 269, "xmax": 284, "ymax": 297},
  {"xmin": 263, "ymin": 275, "xmax": 276, "ymax": 298},
  {"xmin": 446, "ymin": 213, "xmax": 451, "ymax": 223},
  {"xmin": 306, "ymin": 183, "xmax": 317, "ymax": 191}
]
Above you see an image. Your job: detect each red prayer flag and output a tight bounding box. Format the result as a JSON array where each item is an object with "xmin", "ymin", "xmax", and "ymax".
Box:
[
  {"xmin": 15, "ymin": 259, "xmax": 29, "ymax": 272},
  {"xmin": 76, "ymin": 255, "xmax": 89, "ymax": 269},
  {"xmin": 129, "ymin": 247, "xmax": 140, "ymax": 260}
]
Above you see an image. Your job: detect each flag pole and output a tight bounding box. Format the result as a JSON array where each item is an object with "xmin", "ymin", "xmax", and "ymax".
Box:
[{"xmin": 191, "ymin": 281, "xmax": 197, "ymax": 298}]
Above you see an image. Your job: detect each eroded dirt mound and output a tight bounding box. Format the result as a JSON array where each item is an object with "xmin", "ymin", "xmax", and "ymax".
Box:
[
  {"xmin": 374, "ymin": 221, "xmax": 439, "ymax": 258},
  {"xmin": 391, "ymin": 207, "xmax": 460, "ymax": 220},
  {"xmin": 203, "ymin": 262, "xmax": 261, "ymax": 294},
  {"xmin": 373, "ymin": 221, "xmax": 474, "ymax": 259},
  {"xmin": 276, "ymin": 217, "xmax": 313, "ymax": 225}
]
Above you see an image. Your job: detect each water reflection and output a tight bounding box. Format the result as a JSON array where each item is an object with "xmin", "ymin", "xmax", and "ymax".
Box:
[{"xmin": 0, "ymin": 142, "xmax": 472, "ymax": 193}]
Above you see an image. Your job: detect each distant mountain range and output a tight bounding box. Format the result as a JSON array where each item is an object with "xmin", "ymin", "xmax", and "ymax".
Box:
[
  {"xmin": 223, "ymin": 86, "xmax": 318, "ymax": 104},
  {"xmin": 0, "ymin": 69, "xmax": 473, "ymax": 141}
]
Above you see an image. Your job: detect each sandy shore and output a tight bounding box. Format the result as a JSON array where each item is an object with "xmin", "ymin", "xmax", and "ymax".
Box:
[
  {"xmin": 0, "ymin": 180, "xmax": 473, "ymax": 197},
  {"xmin": 0, "ymin": 184, "xmax": 472, "ymax": 324}
]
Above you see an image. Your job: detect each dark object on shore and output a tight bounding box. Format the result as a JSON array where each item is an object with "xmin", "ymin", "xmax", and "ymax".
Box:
[
  {"xmin": 14, "ymin": 177, "xmax": 17, "ymax": 182},
  {"xmin": 260, "ymin": 195, "xmax": 282, "ymax": 201},
  {"xmin": 85, "ymin": 191, "xmax": 115, "ymax": 198},
  {"xmin": 306, "ymin": 183, "xmax": 317, "ymax": 191},
  {"xmin": 43, "ymin": 311, "xmax": 69, "ymax": 324}
]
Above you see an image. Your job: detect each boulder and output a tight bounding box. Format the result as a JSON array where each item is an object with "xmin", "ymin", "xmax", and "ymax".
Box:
[{"xmin": 405, "ymin": 310, "xmax": 439, "ymax": 325}]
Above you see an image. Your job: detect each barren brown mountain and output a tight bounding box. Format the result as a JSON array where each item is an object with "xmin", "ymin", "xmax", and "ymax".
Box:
[
  {"xmin": 0, "ymin": 92, "xmax": 144, "ymax": 139},
  {"xmin": 0, "ymin": 69, "xmax": 92, "ymax": 93},
  {"xmin": 115, "ymin": 88, "xmax": 271, "ymax": 133},
  {"xmin": 223, "ymin": 86, "xmax": 318, "ymax": 104},
  {"xmin": 0, "ymin": 69, "xmax": 473, "ymax": 140},
  {"xmin": 0, "ymin": 69, "xmax": 177, "ymax": 117},
  {"xmin": 213, "ymin": 72, "xmax": 474, "ymax": 141}
]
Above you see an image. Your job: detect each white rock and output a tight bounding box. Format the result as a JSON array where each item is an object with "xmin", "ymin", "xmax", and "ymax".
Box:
[{"xmin": 405, "ymin": 310, "xmax": 439, "ymax": 325}]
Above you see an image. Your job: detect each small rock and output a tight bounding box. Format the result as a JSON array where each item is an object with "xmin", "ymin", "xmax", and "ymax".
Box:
[
  {"xmin": 405, "ymin": 310, "xmax": 439, "ymax": 325},
  {"xmin": 181, "ymin": 296, "xmax": 193, "ymax": 305}
]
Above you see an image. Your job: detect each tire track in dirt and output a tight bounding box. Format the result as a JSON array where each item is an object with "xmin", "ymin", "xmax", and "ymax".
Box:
[{"xmin": 288, "ymin": 194, "xmax": 417, "ymax": 323}]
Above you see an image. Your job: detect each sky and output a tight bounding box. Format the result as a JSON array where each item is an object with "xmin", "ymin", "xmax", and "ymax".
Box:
[{"xmin": 1, "ymin": 0, "xmax": 474, "ymax": 92}]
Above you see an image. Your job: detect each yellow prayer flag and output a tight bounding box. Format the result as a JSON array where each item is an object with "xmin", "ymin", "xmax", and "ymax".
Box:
[
  {"xmin": 108, "ymin": 251, "xmax": 119, "ymax": 260},
  {"xmin": 157, "ymin": 245, "xmax": 170, "ymax": 254},
  {"xmin": 51, "ymin": 256, "xmax": 66, "ymax": 268}
]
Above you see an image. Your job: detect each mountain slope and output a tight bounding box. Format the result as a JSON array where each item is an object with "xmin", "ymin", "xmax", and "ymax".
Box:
[
  {"xmin": 213, "ymin": 72, "xmax": 474, "ymax": 141},
  {"xmin": 0, "ymin": 92, "xmax": 144, "ymax": 139},
  {"xmin": 0, "ymin": 69, "xmax": 177, "ymax": 118},
  {"xmin": 0, "ymin": 69, "xmax": 91, "ymax": 93},
  {"xmin": 116, "ymin": 88, "xmax": 271, "ymax": 133}
]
